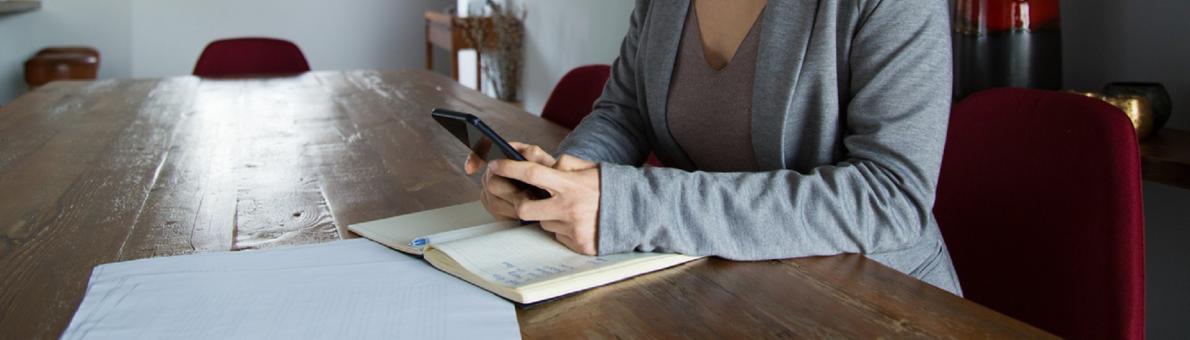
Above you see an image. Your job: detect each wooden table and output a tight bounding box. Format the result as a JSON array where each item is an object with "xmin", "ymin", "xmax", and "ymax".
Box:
[
  {"xmin": 0, "ymin": 70, "xmax": 1053, "ymax": 339},
  {"xmin": 1141, "ymin": 128, "xmax": 1190, "ymax": 190}
]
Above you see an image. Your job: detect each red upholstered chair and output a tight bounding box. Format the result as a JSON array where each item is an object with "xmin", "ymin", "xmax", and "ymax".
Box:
[
  {"xmin": 934, "ymin": 88, "xmax": 1145, "ymax": 339},
  {"xmin": 193, "ymin": 38, "xmax": 310, "ymax": 77},
  {"xmin": 541, "ymin": 64, "xmax": 611, "ymax": 130}
]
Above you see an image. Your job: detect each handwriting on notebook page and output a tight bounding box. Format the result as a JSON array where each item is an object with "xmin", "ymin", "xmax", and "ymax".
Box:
[
  {"xmin": 489, "ymin": 257, "xmax": 615, "ymax": 286},
  {"xmin": 432, "ymin": 227, "xmax": 643, "ymax": 287}
]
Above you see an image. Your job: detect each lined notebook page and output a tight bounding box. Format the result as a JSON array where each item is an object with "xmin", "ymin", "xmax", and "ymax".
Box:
[{"xmin": 430, "ymin": 225, "xmax": 678, "ymax": 287}]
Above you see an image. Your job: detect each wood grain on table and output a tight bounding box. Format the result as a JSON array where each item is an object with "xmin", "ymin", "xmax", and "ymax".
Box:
[{"xmin": 0, "ymin": 70, "xmax": 1053, "ymax": 339}]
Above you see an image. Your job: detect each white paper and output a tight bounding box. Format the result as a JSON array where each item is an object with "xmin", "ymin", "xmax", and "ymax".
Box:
[{"xmin": 62, "ymin": 239, "xmax": 520, "ymax": 340}]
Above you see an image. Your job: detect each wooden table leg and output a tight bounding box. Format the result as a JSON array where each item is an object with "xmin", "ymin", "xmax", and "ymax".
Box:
[
  {"xmin": 425, "ymin": 30, "xmax": 433, "ymax": 71},
  {"xmin": 450, "ymin": 47, "xmax": 460, "ymax": 81}
]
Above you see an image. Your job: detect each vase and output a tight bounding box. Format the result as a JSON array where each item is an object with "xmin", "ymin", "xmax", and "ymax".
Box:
[
  {"xmin": 952, "ymin": 0, "xmax": 1063, "ymax": 100},
  {"xmin": 1103, "ymin": 82, "xmax": 1173, "ymax": 133}
]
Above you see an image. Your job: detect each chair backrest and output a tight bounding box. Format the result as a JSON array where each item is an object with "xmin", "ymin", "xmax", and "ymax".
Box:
[
  {"xmin": 541, "ymin": 64, "xmax": 611, "ymax": 130},
  {"xmin": 193, "ymin": 37, "xmax": 310, "ymax": 77},
  {"xmin": 934, "ymin": 88, "xmax": 1145, "ymax": 339}
]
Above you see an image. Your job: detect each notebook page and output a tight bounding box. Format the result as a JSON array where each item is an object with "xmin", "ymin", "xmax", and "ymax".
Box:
[
  {"xmin": 410, "ymin": 220, "xmax": 520, "ymax": 250},
  {"xmin": 348, "ymin": 201, "xmax": 501, "ymax": 253},
  {"xmin": 430, "ymin": 225, "xmax": 672, "ymax": 287}
]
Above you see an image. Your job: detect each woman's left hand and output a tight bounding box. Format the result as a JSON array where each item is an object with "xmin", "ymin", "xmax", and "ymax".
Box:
[{"xmin": 488, "ymin": 155, "xmax": 601, "ymax": 255}]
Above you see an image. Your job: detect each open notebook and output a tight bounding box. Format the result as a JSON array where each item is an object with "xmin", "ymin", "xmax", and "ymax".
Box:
[{"xmin": 348, "ymin": 201, "xmax": 701, "ymax": 304}]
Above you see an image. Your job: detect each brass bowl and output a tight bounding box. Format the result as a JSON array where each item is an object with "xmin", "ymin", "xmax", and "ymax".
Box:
[{"xmin": 1070, "ymin": 91, "xmax": 1155, "ymax": 139}]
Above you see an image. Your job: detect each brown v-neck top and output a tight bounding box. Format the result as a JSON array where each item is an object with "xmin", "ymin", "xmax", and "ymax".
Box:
[{"xmin": 665, "ymin": 7, "xmax": 762, "ymax": 172}]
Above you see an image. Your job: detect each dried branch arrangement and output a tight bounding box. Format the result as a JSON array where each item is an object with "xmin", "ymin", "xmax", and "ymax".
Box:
[{"xmin": 463, "ymin": 0, "xmax": 526, "ymax": 102}]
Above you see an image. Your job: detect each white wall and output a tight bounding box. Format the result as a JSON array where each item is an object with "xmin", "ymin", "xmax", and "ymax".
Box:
[
  {"xmin": 519, "ymin": 0, "xmax": 633, "ymax": 115},
  {"xmin": 1063, "ymin": 0, "xmax": 1190, "ymax": 131},
  {"xmin": 0, "ymin": 11, "xmax": 38, "ymax": 103},
  {"xmin": 0, "ymin": 0, "xmax": 452, "ymax": 104},
  {"xmin": 130, "ymin": 0, "xmax": 451, "ymax": 78}
]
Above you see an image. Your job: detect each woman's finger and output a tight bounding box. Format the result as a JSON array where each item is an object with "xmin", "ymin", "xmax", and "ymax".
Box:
[
  {"xmin": 489, "ymin": 160, "xmax": 567, "ymax": 193},
  {"xmin": 481, "ymin": 190, "xmax": 518, "ymax": 219},
  {"xmin": 512, "ymin": 195, "xmax": 565, "ymax": 222},
  {"xmin": 510, "ymin": 142, "xmax": 557, "ymax": 167},
  {"xmin": 465, "ymin": 152, "xmax": 487, "ymax": 175},
  {"xmin": 486, "ymin": 174, "xmax": 522, "ymax": 202}
]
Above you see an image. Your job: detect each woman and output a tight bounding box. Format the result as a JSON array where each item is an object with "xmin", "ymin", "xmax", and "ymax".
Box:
[{"xmin": 467, "ymin": 0, "xmax": 962, "ymax": 294}]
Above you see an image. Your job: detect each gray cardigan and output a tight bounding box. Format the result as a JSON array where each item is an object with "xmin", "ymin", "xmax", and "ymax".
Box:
[{"xmin": 556, "ymin": 0, "xmax": 962, "ymax": 295}]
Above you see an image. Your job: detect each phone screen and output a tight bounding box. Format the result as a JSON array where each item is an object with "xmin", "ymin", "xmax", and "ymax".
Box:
[
  {"xmin": 437, "ymin": 118, "xmax": 504, "ymax": 161},
  {"xmin": 431, "ymin": 109, "xmax": 551, "ymax": 200}
]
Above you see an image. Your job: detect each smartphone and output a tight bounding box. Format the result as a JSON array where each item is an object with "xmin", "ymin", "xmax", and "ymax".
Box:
[{"xmin": 431, "ymin": 108, "xmax": 551, "ymax": 199}]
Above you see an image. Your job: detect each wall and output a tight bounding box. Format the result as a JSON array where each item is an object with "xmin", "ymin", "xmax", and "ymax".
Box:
[
  {"xmin": 0, "ymin": 0, "xmax": 452, "ymax": 104},
  {"xmin": 518, "ymin": 0, "xmax": 633, "ymax": 115},
  {"xmin": 1142, "ymin": 182, "xmax": 1190, "ymax": 339},
  {"xmin": 1063, "ymin": 0, "xmax": 1190, "ymax": 131},
  {"xmin": 130, "ymin": 0, "xmax": 451, "ymax": 78},
  {"xmin": 0, "ymin": 10, "xmax": 38, "ymax": 103}
]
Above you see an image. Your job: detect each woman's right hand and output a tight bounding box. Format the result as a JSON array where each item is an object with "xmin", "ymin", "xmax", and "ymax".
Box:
[{"xmin": 465, "ymin": 142, "xmax": 557, "ymax": 219}]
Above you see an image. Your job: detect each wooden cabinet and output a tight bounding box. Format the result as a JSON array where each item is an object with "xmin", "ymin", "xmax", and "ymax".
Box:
[{"xmin": 424, "ymin": 10, "xmax": 494, "ymax": 91}]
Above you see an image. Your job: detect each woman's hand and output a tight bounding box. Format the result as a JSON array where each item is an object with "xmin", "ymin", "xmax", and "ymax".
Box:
[
  {"xmin": 463, "ymin": 142, "xmax": 602, "ymax": 255},
  {"xmin": 490, "ymin": 155, "xmax": 601, "ymax": 255},
  {"xmin": 465, "ymin": 142, "xmax": 557, "ymax": 220}
]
